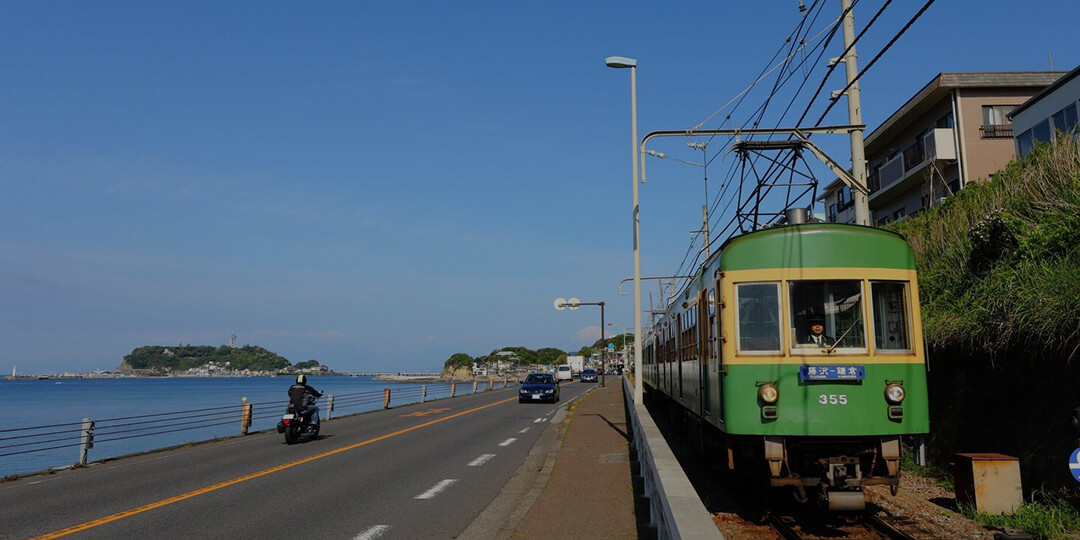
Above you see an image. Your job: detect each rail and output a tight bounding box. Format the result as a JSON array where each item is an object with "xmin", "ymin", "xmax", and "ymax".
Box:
[{"xmin": 0, "ymin": 379, "xmax": 514, "ymax": 476}]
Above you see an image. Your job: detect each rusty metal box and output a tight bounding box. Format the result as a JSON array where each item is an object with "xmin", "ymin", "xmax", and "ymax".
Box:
[{"xmin": 953, "ymin": 453, "xmax": 1022, "ymax": 514}]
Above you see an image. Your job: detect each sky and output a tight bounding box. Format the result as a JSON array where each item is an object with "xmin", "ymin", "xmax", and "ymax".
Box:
[{"xmin": 3, "ymin": 1, "xmax": 1078, "ymax": 374}]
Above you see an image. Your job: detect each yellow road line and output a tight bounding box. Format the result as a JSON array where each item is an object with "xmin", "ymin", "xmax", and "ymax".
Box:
[{"xmin": 34, "ymin": 396, "xmax": 518, "ymax": 539}]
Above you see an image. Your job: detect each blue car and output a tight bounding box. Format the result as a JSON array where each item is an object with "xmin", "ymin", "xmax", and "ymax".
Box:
[{"xmin": 519, "ymin": 373, "xmax": 560, "ymax": 403}]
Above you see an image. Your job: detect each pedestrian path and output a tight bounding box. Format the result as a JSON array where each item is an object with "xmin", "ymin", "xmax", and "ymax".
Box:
[{"xmin": 513, "ymin": 381, "xmax": 640, "ymax": 538}]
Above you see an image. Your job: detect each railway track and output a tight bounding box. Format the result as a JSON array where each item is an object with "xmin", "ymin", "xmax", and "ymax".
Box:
[{"xmin": 767, "ymin": 511, "xmax": 921, "ymax": 540}]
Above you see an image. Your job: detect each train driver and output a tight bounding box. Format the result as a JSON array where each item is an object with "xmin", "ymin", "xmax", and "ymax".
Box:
[{"xmin": 803, "ymin": 317, "xmax": 836, "ymax": 347}]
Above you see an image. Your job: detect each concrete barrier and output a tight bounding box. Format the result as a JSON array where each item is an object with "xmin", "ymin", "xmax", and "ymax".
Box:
[{"xmin": 622, "ymin": 377, "xmax": 723, "ymax": 540}]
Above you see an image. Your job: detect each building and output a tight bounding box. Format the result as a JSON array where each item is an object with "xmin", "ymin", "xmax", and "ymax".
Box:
[
  {"xmin": 820, "ymin": 71, "xmax": 1064, "ymax": 225},
  {"xmin": 1010, "ymin": 65, "xmax": 1080, "ymax": 159}
]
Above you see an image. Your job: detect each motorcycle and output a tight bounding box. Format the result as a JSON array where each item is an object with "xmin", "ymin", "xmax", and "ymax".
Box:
[{"xmin": 276, "ymin": 397, "xmax": 321, "ymax": 444}]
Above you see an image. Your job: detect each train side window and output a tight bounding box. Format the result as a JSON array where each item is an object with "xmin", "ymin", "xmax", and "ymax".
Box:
[
  {"xmin": 871, "ymin": 282, "xmax": 911, "ymax": 351},
  {"xmin": 735, "ymin": 282, "xmax": 781, "ymax": 353},
  {"xmin": 788, "ymin": 280, "xmax": 866, "ymax": 350}
]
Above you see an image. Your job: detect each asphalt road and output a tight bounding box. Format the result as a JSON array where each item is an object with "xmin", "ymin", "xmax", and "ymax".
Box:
[{"xmin": 0, "ymin": 381, "xmax": 593, "ymax": 539}]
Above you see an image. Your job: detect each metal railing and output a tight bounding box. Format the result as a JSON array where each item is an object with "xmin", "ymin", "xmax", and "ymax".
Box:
[
  {"xmin": 0, "ymin": 379, "xmax": 514, "ymax": 476},
  {"xmin": 980, "ymin": 124, "xmax": 1014, "ymax": 139}
]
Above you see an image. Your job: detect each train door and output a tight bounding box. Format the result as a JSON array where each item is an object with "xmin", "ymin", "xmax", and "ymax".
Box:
[
  {"xmin": 697, "ymin": 289, "xmax": 710, "ymax": 416},
  {"xmin": 715, "ymin": 278, "xmax": 725, "ymax": 421},
  {"xmin": 676, "ymin": 313, "xmax": 684, "ymax": 399}
]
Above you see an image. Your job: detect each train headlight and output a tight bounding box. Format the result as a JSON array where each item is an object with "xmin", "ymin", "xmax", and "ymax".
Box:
[
  {"xmin": 885, "ymin": 383, "xmax": 906, "ymax": 404},
  {"xmin": 759, "ymin": 383, "xmax": 779, "ymax": 404}
]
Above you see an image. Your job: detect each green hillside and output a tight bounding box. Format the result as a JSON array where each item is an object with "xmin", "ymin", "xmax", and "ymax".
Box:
[
  {"xmin": 121, "ymin": 345, "xmax": 291, "ymax": 373},
  {"xmin": 890, "ymin": 135, "xmax": 1080, "ymax": 358}
]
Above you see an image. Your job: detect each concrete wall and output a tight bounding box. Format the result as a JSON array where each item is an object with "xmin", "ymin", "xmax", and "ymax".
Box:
[{"xmin": 955, "ymin": 88, "xmax": 1034, "ymax": 182}]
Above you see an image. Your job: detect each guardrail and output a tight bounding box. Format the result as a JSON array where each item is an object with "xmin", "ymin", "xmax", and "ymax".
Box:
[
  {"xmin": 622, "ymin": 377, "xmax": 723, "ymax": 540},
  {"xmin": 0, "ymin": 379, "xmax": 514, "ymax": 476}
]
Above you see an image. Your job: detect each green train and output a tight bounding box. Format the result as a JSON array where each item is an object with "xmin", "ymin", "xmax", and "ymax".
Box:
[{"xmin": 641, "ymin": 219, "xmax": 929, "ymax": 510}]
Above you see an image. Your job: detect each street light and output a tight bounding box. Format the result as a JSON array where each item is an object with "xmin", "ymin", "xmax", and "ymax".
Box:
[
  {"xmin": 554, "ymin": 297, "xmax": 606, "ymax": 388},
  {"xmin": 606, "ymin": 55, "xmax": 643, "ymax": 404}
]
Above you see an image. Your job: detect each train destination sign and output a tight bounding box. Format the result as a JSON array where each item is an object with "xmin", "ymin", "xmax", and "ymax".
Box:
[{"xmin": 799, "ymin": 365, "xmax": 865, "ymax": 381}]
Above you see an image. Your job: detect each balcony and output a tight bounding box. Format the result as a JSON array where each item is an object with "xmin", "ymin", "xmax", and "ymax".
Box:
[
  {"xmin": 869, "ymin": 128, "xmax": 956, "ymax": 207},
  {"xmin": 980, "ymin": 124, "xmax": 1013, "ymax": 139}
]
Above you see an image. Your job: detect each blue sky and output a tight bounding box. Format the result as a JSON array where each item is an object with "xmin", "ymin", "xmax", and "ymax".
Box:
[{"xmin": 3, "ymin": 1, "xmax": 1078, "ymax": 373}]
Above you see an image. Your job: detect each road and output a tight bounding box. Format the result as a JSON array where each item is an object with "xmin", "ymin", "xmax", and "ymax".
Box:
[{"xmin": 0, "ymin": 382, "xmax": 593, "ymax": 539}]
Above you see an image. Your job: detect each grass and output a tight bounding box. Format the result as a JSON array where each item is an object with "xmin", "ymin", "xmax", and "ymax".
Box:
[
  {"xmin": 890, "ymin": 136, "xmax": 1080, "ymax": 361},
  {"xmin": 900, "ymin": 442, "xmax": 953, "ymax": 490},
  {"xmin": 963, "ymin": 490, "xmax": 1080, "ymax": 540}
]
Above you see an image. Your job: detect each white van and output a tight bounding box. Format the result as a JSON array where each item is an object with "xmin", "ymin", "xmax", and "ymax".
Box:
[{"xmin": 555, "ymin": 364, "xmax": 573, "ymax": 382}]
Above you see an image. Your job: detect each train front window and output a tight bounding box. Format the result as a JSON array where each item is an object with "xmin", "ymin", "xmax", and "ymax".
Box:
[
  {"xmin": 735, "ymin": 283, "xmax": 781, "ymax": 353},
  {"xmin": 872, "ymin": 282, "xmax": 911, "ymax": 351},
  {"xmin": 789, "ymin": 280, "xmax": 865, "ymax": 350}
]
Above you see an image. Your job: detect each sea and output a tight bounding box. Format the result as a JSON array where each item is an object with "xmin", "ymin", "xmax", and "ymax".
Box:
[{"xmin": 0, "ymin": 376, "xmax": 460, "ymax": 478}]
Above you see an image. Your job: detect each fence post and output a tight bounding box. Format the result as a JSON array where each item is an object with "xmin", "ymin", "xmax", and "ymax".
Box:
[
  {"xmin": 421, "ymin": 385, "xmax": 427, "ymax": 404},
  {"xmin": 240, "ymin": 397, "xmax": 253, "ymax": 435},
  {"xmin": 472, "ymin": 381, "xmax": 478, "ymax": 394},
  {"xmin": 79, "ymin": 418, "xmax": 95, "ymax": 465},
  {"xmin": 383, "ymin": 388, "xmax": 391, "ymax": 409},
  {"xmin": 504, "ymin": 378, "xmax": 508, "ymax": 388},
  {"xmin": 326, "ymin": 394, "xmax": 335, "ymax": 420},
  {"xmin": 488, "ymin": 378, "xmax": 494, "ymax": 391},
  {"xmin": 450, "ymin": 382, "xmax": 456, "ymax": 398}
]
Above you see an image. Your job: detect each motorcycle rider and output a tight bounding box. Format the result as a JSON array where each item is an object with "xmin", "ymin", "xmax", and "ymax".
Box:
[{"xmin": 289, "ymin": 374, "xmax": 322, "ymax": 423}]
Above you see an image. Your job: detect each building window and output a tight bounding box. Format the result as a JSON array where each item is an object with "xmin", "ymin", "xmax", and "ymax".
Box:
[
  {"xmin": 1032, "ymin": 119, "xmax": 1052, "ymax": 145},
  {"xmin": 892, "ymin": 208, "xmax": 906, "ymax": 221},
  {"xmin": 828, "ymin": 203, "xmax": 837, "ymax": 222},
  {"xmin": 1052, "ymin": 103, "xmax": 1078, "ymax": 135},
  {"xmin": 936, "ymin": 112, "xmax": 954, "ymax": 129},
  {"xmin": 981, "ymin": 105, "xmax": 1015, "ymax": 138},
  {"xmin": 1017, "ymin": 128, "xmax": 1035, "ymax": 158}
]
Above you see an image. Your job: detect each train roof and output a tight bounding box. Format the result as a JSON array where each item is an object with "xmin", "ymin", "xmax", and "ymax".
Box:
[{"xmin": 716, "ymin": 222, "xmax": 914, "ymax": 271}]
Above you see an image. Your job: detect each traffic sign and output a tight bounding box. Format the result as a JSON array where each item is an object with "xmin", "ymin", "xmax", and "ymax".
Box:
[
  {"xmin": 1070, "ymin": 448, "xmax": 1080, "ymax": 483},
  {"xmin": 607, "ymin": 343, "xmax": 615, "ymax": 352}
]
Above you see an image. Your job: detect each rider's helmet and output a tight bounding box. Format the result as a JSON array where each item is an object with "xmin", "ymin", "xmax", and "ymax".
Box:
[{"xmin": 296, "ymin": 374, "xmax": 306, "ymax": 385}]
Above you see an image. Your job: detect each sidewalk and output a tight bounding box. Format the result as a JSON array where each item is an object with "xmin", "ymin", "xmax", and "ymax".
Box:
[{"xmin": 460, "ymin": 379, "xmax": 644, "ymax": 539}]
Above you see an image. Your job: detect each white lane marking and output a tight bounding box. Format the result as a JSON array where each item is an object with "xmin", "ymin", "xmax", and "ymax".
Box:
[
  {"xmin": 353, "ymin": 525, "xmax": 391, "ymax": 540},
  {"xmin": 518, "ymin": 427, "xmax": 530, "ymax": 434},
  {"xmin": 498, "ymin": 438, "xmax": 517, "ymax": 447},
  {"xmin": 533, "ymin": 418, "xmax": 545, "ymax": 423},
  {"xmin": 415, "ymin": 479, "xmax": 458, "ymax": 500},
  {"xmin": 468, "ymin": 454, "xmax": 496, "ymax": 467},
  {"xmin": 28, "ymin": 481, "xmax": 41, "ymax": 485}
]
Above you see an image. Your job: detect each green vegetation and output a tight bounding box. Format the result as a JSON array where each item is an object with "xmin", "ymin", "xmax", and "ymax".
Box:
[
  {"xmin": 962, "ymin": 490, "xmax": 1080, "ymax": 540},
  {"xmin": 442, "ymin": 346, "xmax": 569, "ymax": 372},
  {"xmin": 293, "ymin": 359, "xmax": 321, "ymax": 370},
  {"xmin": 890, "ymin": 136, "xmax": 1080, "ymax": 358},
  {"xmin": 900, "ymin": 442, "xmax": 952, "ymax": 490},
  {"xmin": 122, "ymin": 345, "xmax": 291, "ymax": 373},
  {"xmin": 443, "ymin": 353, "xmax": 474, "ymax": 371}
]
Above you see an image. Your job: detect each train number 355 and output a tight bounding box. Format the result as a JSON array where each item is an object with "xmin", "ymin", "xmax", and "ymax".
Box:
[{"xmin": 818, "ymin": 394, "xmax": 848, "ymax": 405}]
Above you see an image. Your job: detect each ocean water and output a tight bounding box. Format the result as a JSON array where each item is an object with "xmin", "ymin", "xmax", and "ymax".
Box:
[{"xmin": 0, "ymin": 376, "xmax": 465, "ymax": 478}]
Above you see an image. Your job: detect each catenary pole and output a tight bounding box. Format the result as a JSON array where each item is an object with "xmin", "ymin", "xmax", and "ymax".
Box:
[{"xmin": 842, "ymin": 0, "xmax": 871, "ymax": 226}]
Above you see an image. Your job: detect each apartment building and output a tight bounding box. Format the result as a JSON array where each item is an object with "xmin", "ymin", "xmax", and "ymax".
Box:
[
  {"xmin": 820, "ymin": 72, "xmax": 1064, "ymax": 225},
  {"xmin": 1010, "ymin": 65, "xmax": 1080, "ymax": 158}
]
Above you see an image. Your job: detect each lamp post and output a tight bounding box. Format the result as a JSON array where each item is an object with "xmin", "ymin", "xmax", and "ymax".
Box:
[
  {"xmin": 606, "ymin": 55, "xmax": 642, "ymax": 404},
  {"xmin": 554, "ymin": 297, "xmax": 606, "ymax": 388}
]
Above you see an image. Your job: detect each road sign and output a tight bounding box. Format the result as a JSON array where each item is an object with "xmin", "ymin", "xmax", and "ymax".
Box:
[
  {"xmin": 1070, "ymin": 448, "xmax": 1080, "ymax": 483},
  {"xmin": 607, "ymin": 343, "xmax": 615, "ymax": 352}
]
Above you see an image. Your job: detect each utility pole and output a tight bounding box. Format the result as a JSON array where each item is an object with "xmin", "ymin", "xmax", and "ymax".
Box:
[{"xmin": 841, "ymin": 0, "xmax": 871, "ymax": 226}]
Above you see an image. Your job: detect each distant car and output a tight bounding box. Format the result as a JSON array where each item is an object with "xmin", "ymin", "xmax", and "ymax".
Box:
[
  {"xmin": 555, "ymin": 365, "xmax": 573, "ymax": 382},
  {"xmin": 519, "ymin": 373, "xmax": 560, "ymax": 403},
  {"xmin": 580, "ymin": 368, "xmax": 598, "ymax": 383}
]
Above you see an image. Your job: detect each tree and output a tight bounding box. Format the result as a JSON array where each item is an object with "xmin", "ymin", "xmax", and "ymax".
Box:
[
  {"xmin": 444, "ymin": 353, "xmax": 474, "ymax": 370},
  {"xmin": 536, "ymin": 348, "xmax": 565, "ymax": 365}
]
